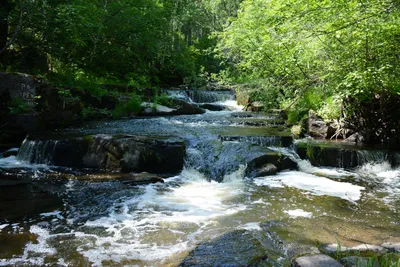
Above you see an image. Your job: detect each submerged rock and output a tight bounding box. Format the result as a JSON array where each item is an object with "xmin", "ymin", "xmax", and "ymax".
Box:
[
  {"xmin": 179, "ymin": 230, "xmax": 270, "ymax": 267},
  {"xmin": 18, "ymin": 134, "xmax": 186, "ymax": 174}
]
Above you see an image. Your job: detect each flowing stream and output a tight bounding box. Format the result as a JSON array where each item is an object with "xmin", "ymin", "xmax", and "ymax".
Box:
[{"xmin": 0, "ymin": 91, "xmax": 399, "ymax": 266}]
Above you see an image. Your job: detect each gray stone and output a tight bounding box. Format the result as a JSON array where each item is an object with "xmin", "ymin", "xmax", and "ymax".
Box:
[
  {"xmin": 381, "ymin": 242, "xmax": 400, "ymax": 253},
  {"xmin": 320, "ymin": 244, "xmax": 349, "ymax": 254},
  {"xmin": 351, "ymin": 244, "xmax": 386, "ymax": 253},
  {"xmin": 294, "ymin": 254, "xmax": 342, "ymax": 267}
]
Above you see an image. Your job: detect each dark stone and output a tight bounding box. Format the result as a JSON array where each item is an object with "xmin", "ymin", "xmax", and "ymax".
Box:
[
  {"xmin": 295, "ymin": 142, "xmax": 359, "ymax": 168},
  {"xmin": 119, "ymin": 172, "xmax": 164, "ymax": 185},
  {"xmin": 199, "ymin": 103, "xmax": 226, "ymax": 111},
  {"xmin": 245, "ymin": 152, "xmax": 298, "ymax": 177},
  {"xmin": 249, "ymin": 163, "xmax": 278, "ymax": 178},
  {"xmin": 2, "ymin": 148, "xmax": 19, "ymax": 157},
  {"xmin": 18, "ymin": 134, "xmax": 186, "ymax": 174},
  {"xmin": 179, "ymin": 230, "xmax": 270, "ymax": 267}
]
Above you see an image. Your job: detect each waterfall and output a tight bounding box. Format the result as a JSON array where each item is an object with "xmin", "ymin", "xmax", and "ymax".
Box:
[
  {"xmin": 17, "ymin": 138, "xmax": 59, "ymax": 165},
  {"xmin": 187, "ymin": 90, "xmax": 235, "ymax": 103},
  {"xmin": 163, "ymin": 90, "xmax": 193, "ymax": 103}
]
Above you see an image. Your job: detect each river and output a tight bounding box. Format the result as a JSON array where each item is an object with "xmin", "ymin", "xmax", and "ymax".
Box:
[{"xmin": 0, "ymin": 91, "xmax": 399, "ymax": 266}]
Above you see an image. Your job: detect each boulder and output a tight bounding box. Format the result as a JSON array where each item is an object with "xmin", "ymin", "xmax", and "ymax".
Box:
[
  {"xmin": 2, "ymin": 148, "xmax": 19, "ymax": 157},
  {"xmin": 140, "ymin": 99, "xmax": 205, "ymax": 116},
  {"xmin": 199, "ymin": 103, "xmax": 226, "ymax": 111},
  {"xmin": 119, "ymin": 172, "xmax": 164, "ymax": 184},
  {"xmin": 294, "ymin": 254, "xmax": 342, "ymax": 267},
  {"xmin": 245, "ymin": 151, "xmax": 298, "ymax": 177},
  {"xmin": 249, "ymin": 163, "xmax": 278, "ymax": 178},
  {"xmin": 308, "ymin": 112, "xmax": 331, "ymax": 139},
  {"xmin": 18, "ymin": 134, "xmax": 186, "ymax": 174}
]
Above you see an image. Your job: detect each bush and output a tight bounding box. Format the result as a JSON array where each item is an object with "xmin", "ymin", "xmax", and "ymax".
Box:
[{"xmin": 112, "ymin": 93, "xmax": 142, "ymax": 119}]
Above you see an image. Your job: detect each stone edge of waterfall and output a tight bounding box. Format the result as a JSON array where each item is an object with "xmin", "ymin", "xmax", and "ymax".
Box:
[{"xmin": 17, "ymin": 134, "xmax": 186, "ymax": 174}]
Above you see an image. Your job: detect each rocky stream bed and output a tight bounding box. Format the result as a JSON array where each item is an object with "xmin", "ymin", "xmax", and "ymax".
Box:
[{"xmin": 0, "ymin": 90, "xmax": 399, "ymax": 266}]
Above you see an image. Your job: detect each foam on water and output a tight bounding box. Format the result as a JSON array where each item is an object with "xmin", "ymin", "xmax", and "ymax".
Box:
[
  {"xmin": 0, "ymin": 225, "xmax": 56, "ymax": 266},
  {"xmin": 0, "ymin": 156, "xmax": 50, "ymax": 170},
  {"xmin": 65, "ymin": 168, "xmax": 247, "ymax": 265},
  {"xmin": 254, "ymin": 171, "xmax": 364, "ymax": 201},
  {"xmin": 284, "ymin": 209, "xmax": 313, "ymax": 218},
  {"xmin": 215, "ymin": 100, "xmax": 244, "ymax": 111}
]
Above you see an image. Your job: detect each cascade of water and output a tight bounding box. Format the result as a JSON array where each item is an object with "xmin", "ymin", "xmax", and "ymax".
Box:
[
  {"xmin": 17, "ymin": 138, "xmax": 58, "ymax": 165},
  {"xmin": 187, "ymin": 90, "xmax": 235, "ymax": 103},
  {"xmin": 163, "ymin": 90, "xmax": 193, "ymax": 103}
]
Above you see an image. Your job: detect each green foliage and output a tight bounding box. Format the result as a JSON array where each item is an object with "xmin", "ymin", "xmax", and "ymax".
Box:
[
  {"xmin": 8, "ymin": 98, "xmax": 32, "ymax": 115},
  {"xmin": 112, "ymin": 93, "xmax": 142, "ymax": 119},
  {"xmin": 216, "ymin": 0, "xmax": 400, "ymax": 125}
]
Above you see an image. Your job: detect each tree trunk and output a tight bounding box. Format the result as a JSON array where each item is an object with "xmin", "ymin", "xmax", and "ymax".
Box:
[{"xmin": 0, "ymin": 0, "xmax": 10, "ymax": 52}]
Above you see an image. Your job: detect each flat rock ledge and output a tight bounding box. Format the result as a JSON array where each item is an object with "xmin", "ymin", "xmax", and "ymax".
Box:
[{"xmin": 321, "ymin": 243, "xmax": 387, "ymax": 255}]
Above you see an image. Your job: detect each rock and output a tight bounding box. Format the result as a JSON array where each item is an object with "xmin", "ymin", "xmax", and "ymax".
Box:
[
  {"xmin": 294, "ymin": 254, "xmax": 342, "ymax": 267},
  {"xmin": 351, "ymin": 244, "xmax": 386, "ymax": 253},
  {"xmin": 245, "ymin": 152, "xmax": 298, "ymax": 177},
  {"xmin": 18, "ymin": 134, "xmax": 186, "ymax": 174},
  {"xmin": 295, "ymin": 141, "xmax": 359, "ymax": 168},
  {"xmin": 140, "ymin": 99, "xmax": 205, "ymax": 116},
  {"xmin": 248, "ymin": 163, "xmax": 278, "ymax": 178},
  {"xmin": 308, "ymin": 112, "xmax": 330, "ymax": 139},
  {"xmin": 320, "ymin": 243, "xmax": 348, "ymax": 254},
  {"xmin": 179, "ymin": 230, "xmax": 270, "ymax": 267},
  {"xmin": 245, "ymin": 101, "xmax": 264, "ymax": 112},
  {"xmin": 2, "ymin": 148, "xmax": 19, "ymax": 157},
  {"xmin": 340, "ymin": 256, "xmax": 378, "ymax": 267},
  {"xmin": 173, "ymin": 101, "xmax": 206, "ymax": 115},
  {"xmin": 119, "ymin": 172, "xmax": 164, "ymax": 185},
  {"xmin": 199, "ymin": 103, "xmax": 226, "ymax": 111},
  {"xmin": 381, "ymin": 242, "xmax": 400, "ymax": 253},
  {"xmin": 286, "ymin": 244, "xmax": 321, "ymax": 260}
]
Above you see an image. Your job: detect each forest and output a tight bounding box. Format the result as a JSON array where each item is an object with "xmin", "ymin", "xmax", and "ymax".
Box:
[{"xmin": 1, "ymin": 0, "xmax": 400, "ymax": 144}]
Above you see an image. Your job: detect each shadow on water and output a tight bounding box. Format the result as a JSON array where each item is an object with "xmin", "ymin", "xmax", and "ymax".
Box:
[{"xmin": 0, "ymin": 182, "xmax": 63, "ymax": 222}]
